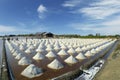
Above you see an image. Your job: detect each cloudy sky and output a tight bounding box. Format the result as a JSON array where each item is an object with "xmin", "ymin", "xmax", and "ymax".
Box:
[{"xmin": 0, "ymin": 0, "xmax": 120, "ymax": 35}]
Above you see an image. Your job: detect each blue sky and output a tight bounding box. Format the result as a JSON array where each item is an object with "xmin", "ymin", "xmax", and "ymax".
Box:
[{"xmin": 0, "ymin": 0, "xmax": 120, "ymax": 35}]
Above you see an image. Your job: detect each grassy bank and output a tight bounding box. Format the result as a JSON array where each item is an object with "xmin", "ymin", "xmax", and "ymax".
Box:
[{"xmin": 94, "ymin": 41, "xmax": 120, "ymax": 80}]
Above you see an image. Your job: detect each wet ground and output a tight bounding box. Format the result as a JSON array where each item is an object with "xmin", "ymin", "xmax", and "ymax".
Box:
[{"xmin": 5, "ymin": 41, "xmax": 114, "ymax": 80}]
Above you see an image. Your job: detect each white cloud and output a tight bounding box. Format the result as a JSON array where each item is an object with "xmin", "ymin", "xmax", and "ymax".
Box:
[
  {"xmin": 62, "ymin": 0, "xmax": 120, "ymax": 35},
  {"xmin": 80, "ymin": 7, "xmax": 120, "ymax": 19},
  {"xmin": 70, "ymin": 16, "xmax": 120, "ymax": 35},
  {"xmin": 0, "ymin": 24, "xmax": 48, "ymax": 35},
  {"xmin": 37, "ymin": 4, "xmax": 47, "ymax": 19},
  {"xmin": 37, "ymin": 4, "xmax": 47, "ymax": 13},
  {"xmin": 71, "ymin": 23, "xmax": 120, "ymax": 35},
  {"xmin": 102, "ymin": 16, "xmax": 120, "ymax": 26},
  {"xmin": 63, "ymin": 0, "xmax": 120, "ymax": 19},
  {"xmin": 90, "ymin": 0, "xmax": 120, "ymax": 7},
  {"xmin": 70, "ymin": 23, "xmax": 99, "ymax": 32},
  {"xmin": 0, "ymin": 25, "xmax": 19, "ymax": 32},
  {"xmin": 62, "ymin": 0, "xmax": 81, "ymax": 7},
  {"xmin": 80, "ymin": 0, "xmax": 120, "ymax": 19},
  {"xmin": 17, "ymin": 22, "xmax": 26, "ymax": 27},
  {"xmin": 0, "ymin": 25, "xmax": 33, "ymax": 35},
  {"xmin": 0, "ymin": 25, "xmax": 29, "ymax": 35}
]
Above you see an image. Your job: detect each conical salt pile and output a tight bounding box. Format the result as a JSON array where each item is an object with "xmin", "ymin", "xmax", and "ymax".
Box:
[
  {"xmin": 36, "ymin": 48, "xmax": 44, "ymax": 53},
  {"xmin": 38, "ymin": 44, "xmax": 45, "ymax": 49},
  {"xmin": 21, "ymin": 64, "xmax": 43, "ymax": 78},
  {"xmin": 15, "ymin": 53, "xmax": 24, "ymax": 60},
  {"xmin": 86, "ymin": 45, "xmax": 91, "ymax": 50},
  {"xmin": 64, "ymin": 55, "xmax": 78, "ymax": 64},
  {"xmin": 58, "ymin": 49, "xmax": 68, "ymax": 56},
  {"xmin": 33, "ymin": 52, "xmax": 45, "ymax": 60},
  {"xmin": 18, "ymin": 57, "xmax": 31, "ymax": 65},
  {"xmin": 91, "ymin": 49, "xmax": 96, "ymax": 54},
  {"xmin": 67, "ymin": 47, "xmax": 76, "ymax": 55},
  {"xmin": 20, "ymin": 45, "xmax": 25, "ymax": 51},
  {"xmin": 11, "ymin": 49, "xmax": 15, "ymax": 53},
  {"xmin": 13, "ymin": 51, "xmax": 19, "ymax": 56},
  {"xmin": 95, "ymin": 47, "xmax": 101, "ymax": 52},
  {"xmin": 25, "ymin": 48, "xmax": 32, "ymax": 54},
  {"xmin": 76, "ymin": 53, "xmax": 86, "ymax": 60},
  {"xmin": 85, "ymin": 51, "xmax": 93, "ymax": 56},
  {"xmin": 54, "ymin": 45, "xmax": 60, "ymax": 50},
  {"xmin": 75, "ymin": 47, "xmax": 82, "ymax": 52},
  {"xmin": 29, "ymin": 45, "xmax": 35, "ymax": 50},
  {"xmin": 46, "ymin": 51, "xmax": 56, "ymax": 58},
  {"xmin": 46, "ymin": 45, "xmax": 53, "ymax": 51},
  {"xmin": 47, "ymin": 59, "xmax": 64, "ymax": 69},
  {"xmin": 82, "ymin": 46, "xmax": 87, "ymax": 51},
  {"xmin": 61, "ymin": 45, "xmax": 67, "ymax": 50}
]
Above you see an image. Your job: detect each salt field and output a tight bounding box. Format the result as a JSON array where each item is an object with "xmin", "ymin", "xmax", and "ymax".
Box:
[
  {"xmin": 0, "ymin": 0, "xmax": 120, "ymax": 80},
  {"xmin": 5, "ymin": 38, "xmax": 116, "ymax": 80}
]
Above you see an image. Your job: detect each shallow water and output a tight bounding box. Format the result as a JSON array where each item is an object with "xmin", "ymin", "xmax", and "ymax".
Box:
[{"xmin": 5, "ymin": 42, "xmax": 111, "ymax": 80}]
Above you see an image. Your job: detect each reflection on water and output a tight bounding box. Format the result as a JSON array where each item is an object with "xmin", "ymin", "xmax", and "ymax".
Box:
[{"xmin": 5, "ymin": 43, "xmax": 110, "ymax": 80}]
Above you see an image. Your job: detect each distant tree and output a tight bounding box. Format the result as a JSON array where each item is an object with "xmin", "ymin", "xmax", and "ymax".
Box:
[{"xmin": 29, "ymin": 34, "xmax": 34, "ymax": 36}]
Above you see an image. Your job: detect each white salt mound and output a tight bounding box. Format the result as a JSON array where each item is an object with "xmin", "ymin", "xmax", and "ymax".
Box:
[
  {"xmin": 36, "ymin": 48, "xmax": 44, "ymax": 52},
  {"xmin": 11, "ymin": 49, "xmax": 15, "ymax": 53},
  {"xmin": 54, "ymin": 45, "xmax": 60, "ymax": 50},
  {"xmin": 29, "ymin": 45, "xmax": 34, "ymax": 50},
  {"xmin": 46, "ymin": 46, "xmax": 53, "ymax": 51},
  {"xmin": 25, "ymin": 48, "xmax": 32, "ymax": 54},
  {"xmin": 15, "ymin": 53, "xmax": 24, "ymax": 60},
  {"xmin": 76, "ymin": 53, "xmax": 86, "ymax": 59},
  {"xmin": 85, "ymin": 51, "xmax": 93, "ymax": 56},
  {"xmin": 58, "ymin": 49, "xmax": 68, "ymax": 56},
  {"xmin": 33, "ymin": 52, "xmax": 44, "ymax": 60},
  {"xmin": 64, "ymin": 55, "xmax": 78, "ymax": 64},
  {"xmin": 91, "ymin": 49, "xmax": 96, "ymax": 54},
  {"xmin": 47, "ymin": 59, "xmax": 64, "ymax": 69},
  {"xmin": 21, "ymin": 64, "xmax": 43, "ymax": 78},
  {"xmin": 20, "ymin": 45, "xmax": 25, "ymax": 50},
  {"xmin": 61, "ymin": 45, "xmax": 67, "ymax": 49},
  {"xmin": 95, "ymin": 47, "xmax": 101, "ymax": 52},
  {"xmin": 67, "ymin": 47, "xmax": 76, "ymax": 54},
  {"xmin": 46, "ymin": 51, "xmax": 56, "ymax": 58},
  {"xmin": 18, "ymin": 57, "xmax": 31, "ymax": 65},
  {"xmin": 75, "ymin": 47, "xmax": 82, "ymax": 52},
  {"xmin": 82, "ymin": 46, "xmax": 87, "ymax": 51},
  {"xmin": 13, "ymin": 51, "xmax": 19, "ymax": 56}
]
